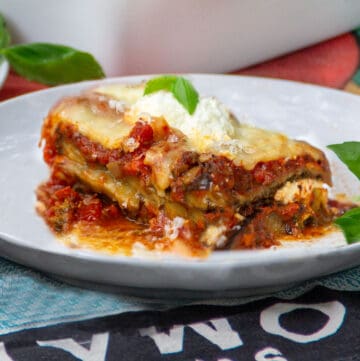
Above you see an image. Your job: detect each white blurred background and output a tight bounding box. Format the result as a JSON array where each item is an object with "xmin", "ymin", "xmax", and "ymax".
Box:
[{"xmin": 2, "ymin": 0, "xmax": 360, "ymax": 76}]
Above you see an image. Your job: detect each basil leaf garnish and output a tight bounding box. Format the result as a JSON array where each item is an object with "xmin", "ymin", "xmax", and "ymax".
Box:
[
  {"xmin": 172, "ymin": 76, "xmax": 199, "ymax": 115},
  {"xmin": 144, "ymin": 75, "xmax": 178, "ymax": 95},
  {"xmin": 1, "ymin": 43, "xmax": 104, "ymax": 85},
  {"xmin": 327, "ymin": 142, "xmax": 360, "ymax": 180},
  {"xmin": 335, "ymin": 207, "xmax": 360, "ymax": 244},
  {"xmin": 328, "ymin": 141, "xmax": 360, "ymax": 243},
  {"xmin": 144, "ymin": 75, "xmax": 199, "ymax": 115}
]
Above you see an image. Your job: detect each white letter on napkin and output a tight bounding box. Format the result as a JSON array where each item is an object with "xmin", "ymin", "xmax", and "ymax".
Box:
[
  {"xmin": 0, "ymin": 343, "xmax": 15, "ymax": 361},
  {"xmin": 139, "ymin": 325, "xmax": 185, "ymax": 354},
  {"xmin": 255, "ymin": 347, "xmax": 287, "ymax": 361},
  {"xmin": 260, "ymin": 301, "xmax": 346, "ymax": 343},
  {"xmin": 140, "ymin": 317, "xmax": 242, "ymax": 354},
  {"xmin": 189, "ymin": 318, "xmax": 243, "ymax": 350},
  {"xmin": 37, "ymin": 332, "xmax": 109, "ymax": 361}
]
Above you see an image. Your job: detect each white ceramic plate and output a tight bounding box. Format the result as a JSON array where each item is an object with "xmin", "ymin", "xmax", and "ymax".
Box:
[
  {"xmin": 0, "ymin": 74, "xmax": 359, "ymax": 298},
  {"xmin": 0, "ymin": 59, "xmax": 9, "ymax": 89}
]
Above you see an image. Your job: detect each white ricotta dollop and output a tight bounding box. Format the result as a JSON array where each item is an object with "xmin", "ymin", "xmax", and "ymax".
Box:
[{"xmin": 130, "ymin": 91, "xmax": 236, "ymax": 151}]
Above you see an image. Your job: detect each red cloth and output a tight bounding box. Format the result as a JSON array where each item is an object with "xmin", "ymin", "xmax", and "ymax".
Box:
[
  {"xmin": 235, "ymin": 33, "xmax": 359, "ymax": 89},
  {"xmin": 0, "ymin": 71, "xmax": 47, "ymax": 102}
]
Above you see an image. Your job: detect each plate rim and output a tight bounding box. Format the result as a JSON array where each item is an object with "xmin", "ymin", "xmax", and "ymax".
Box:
[{"xmin": 4, "ymin": 72, "xmax": 360, "ymax": 106}]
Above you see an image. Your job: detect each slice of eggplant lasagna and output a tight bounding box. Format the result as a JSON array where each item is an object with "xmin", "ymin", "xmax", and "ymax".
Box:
[{"xmin": 37, "ymin": 82, "xmax": 335, "ymax": 257}]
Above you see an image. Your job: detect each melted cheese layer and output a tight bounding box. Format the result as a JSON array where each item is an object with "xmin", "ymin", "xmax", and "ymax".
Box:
[{"xmin": 50, "ymin": 83, "xmax": 324, "ymax": 170}]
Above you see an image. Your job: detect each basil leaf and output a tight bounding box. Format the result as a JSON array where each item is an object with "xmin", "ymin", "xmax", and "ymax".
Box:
[
  {"xmin": 327, "ymin": 142, "xmax": 360, "ymax": 180},
  {"xmin": 1, "ymin": 43, "xmax": 104, "ymax": 85},
  {"xmin": 0, "ymin": 13, "xmax": 11, "ymax": 49},
  {"xmin": 335, "ymin": 207, "xmax": 360, "ymax": 244},
  {"xmin": 144, "ymin": 75, "xmax": 178, "ymax": 95},
  {"xmin": 172, "ymin": 77, "xmax": 199, "ymax": 115},
  {"xmin": 328, "ymin": 142, "xmax": 360, "ymax": 243},
  {"xmin": 144, "ymin": 75, "xmax": 199, "ymax": 114}
]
